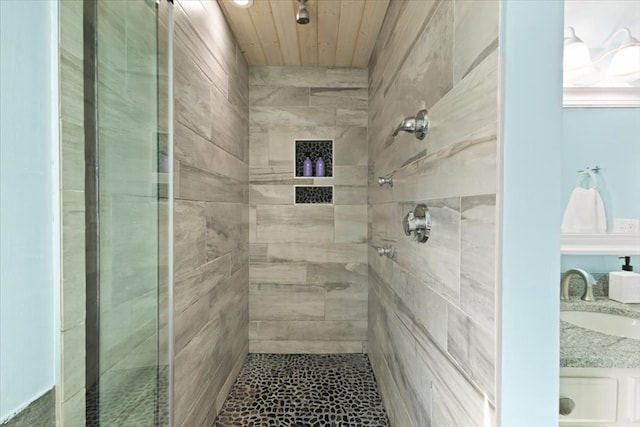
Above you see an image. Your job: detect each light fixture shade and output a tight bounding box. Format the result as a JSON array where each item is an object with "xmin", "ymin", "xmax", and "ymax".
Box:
[
  {"xmin": 230, "ymin": 0, "xmax": 253, "ymax": 8},
  {"xmin": 608, "ymin": 43, "xmax": 640, "ymax": 83},
  {"xmin": 564, "ymin": 27, "xmax": 598, "ymax": 85}
]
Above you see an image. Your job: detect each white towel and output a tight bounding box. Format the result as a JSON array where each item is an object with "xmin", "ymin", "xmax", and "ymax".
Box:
[{"xmin": 561, "ymin": 187, "xmax": 607, "ymax": 233}]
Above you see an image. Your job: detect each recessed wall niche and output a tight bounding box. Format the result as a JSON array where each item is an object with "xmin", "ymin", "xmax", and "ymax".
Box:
[
  {"xmin": 295, "ymin": 139, "xmax": 333, "ymax": 178},
  {"xmin": 295, "ymin": 186, "xmax": 333, "ymax": 204}
]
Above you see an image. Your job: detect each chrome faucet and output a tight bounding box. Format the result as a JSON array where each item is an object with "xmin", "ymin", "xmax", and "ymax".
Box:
[
  {"xmin": 561, "ymin": 268, "xmax": 597, "ymax": 302},
  {"xmin": 392, "ymin": 117, "xmax": 417, "ymax": 136},
  {"xmin": 391, "ymin": 109, "xmax": 429, "ymax": 140}
]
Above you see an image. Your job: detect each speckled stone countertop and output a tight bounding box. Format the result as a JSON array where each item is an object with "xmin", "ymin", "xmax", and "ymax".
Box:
[{"xmin": 561, "ymin": 297, "xmax": 640, "ymax": 369}]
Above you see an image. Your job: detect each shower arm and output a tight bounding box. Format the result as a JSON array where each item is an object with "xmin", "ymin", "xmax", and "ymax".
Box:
[{"xmin": 392, "ymin": 109, "xmax": 429, "ymax": 140}]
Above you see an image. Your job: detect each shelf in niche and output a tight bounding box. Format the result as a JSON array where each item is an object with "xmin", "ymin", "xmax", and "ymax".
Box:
[
  {"xmin": 560, "ymin": 233, "xmax": 640, "ymax": 255},
  {"xmin": 294, "ymin": 186, "xmax": 333, "ymax": 204},
  {"xmin": 295, "ymin": 139, "xmax": 333, "ymax": 178}
]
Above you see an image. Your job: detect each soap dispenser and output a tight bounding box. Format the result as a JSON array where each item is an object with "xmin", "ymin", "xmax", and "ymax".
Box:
[
  {"xmin": 609, "ymin": 256, "xmax": 640, "ymax": 303},
  {"xmin": 303, "ymin": 154, "xmax": 313, "ymax": 177},
  {"xmin": 315, "ymin": 156, "xmax": 325, "ymax": 177}
]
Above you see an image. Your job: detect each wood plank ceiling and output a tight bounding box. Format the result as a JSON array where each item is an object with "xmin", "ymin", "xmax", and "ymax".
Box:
[{"xmin": 218, "ymin": 0, "xmax": 390, "ymax": 67}]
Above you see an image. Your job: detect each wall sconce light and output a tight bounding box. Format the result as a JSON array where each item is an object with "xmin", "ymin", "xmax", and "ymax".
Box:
[
  {"xmin": 564, "ymin": 27, "xmax": 640, "ymax": 86},
  {"xmin": 564, "ymin": 27, "xmax": 596, "ymax": 84},
  {"xmin": 606, "ymin": 28, "xmax": 640, "ymax": 83}
]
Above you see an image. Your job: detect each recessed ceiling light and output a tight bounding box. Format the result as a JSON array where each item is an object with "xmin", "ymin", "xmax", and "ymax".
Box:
[{"xmin": 231, "ymin": 0, "xmax": 253, "ymax": 8}]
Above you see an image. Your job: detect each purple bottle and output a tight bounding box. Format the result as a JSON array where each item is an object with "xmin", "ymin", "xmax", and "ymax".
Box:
[
  {"xmin": 315, "ymin": 156, "xmax": 325, "ymax": 177},
  {"xmin": 303, "ymin": 155, "xmax": 313, "ymax": 177}
]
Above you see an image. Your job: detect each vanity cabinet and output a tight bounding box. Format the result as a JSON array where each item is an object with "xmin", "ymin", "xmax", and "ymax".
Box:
[{"xmin": 560, "ymin": 368, "xmax": 640, "ymax": 427}]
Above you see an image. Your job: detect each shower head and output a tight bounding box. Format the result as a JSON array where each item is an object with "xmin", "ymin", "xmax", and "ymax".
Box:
[{"xmin": 296, "ymin": 0, "xmax": 310, "ymax": 25}]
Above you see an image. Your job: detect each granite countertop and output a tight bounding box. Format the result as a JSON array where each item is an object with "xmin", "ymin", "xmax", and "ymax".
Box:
[{"xmin": 560, "ymin": 297, "xmax": 640, "ymax": 369}]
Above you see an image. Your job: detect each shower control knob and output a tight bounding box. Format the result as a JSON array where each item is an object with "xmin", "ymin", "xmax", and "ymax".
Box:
[{"xmin": 402, "ymin": 204, "xmax": 431, "ymax": 244}]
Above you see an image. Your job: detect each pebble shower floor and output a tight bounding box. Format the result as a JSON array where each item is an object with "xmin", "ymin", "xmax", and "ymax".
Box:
[{"xmin": 214, "ymin": 354, "xmax": 390, "ymax": 427}]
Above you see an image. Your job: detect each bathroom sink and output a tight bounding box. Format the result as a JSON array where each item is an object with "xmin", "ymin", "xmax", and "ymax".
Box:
[{"xmin": 561, "ymin": 311, "xmax": 640, "ymax": 340}]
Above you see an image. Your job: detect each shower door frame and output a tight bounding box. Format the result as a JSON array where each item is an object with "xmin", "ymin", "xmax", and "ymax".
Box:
[{"xmin": 82, "ymin": 0, "xmax": 173, "ymax": 424}]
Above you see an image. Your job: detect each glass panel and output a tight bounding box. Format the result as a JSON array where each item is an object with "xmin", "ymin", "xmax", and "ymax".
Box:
[{"xmin": 94, "ymin": 0, "xmax": 170, "ymax": 424}]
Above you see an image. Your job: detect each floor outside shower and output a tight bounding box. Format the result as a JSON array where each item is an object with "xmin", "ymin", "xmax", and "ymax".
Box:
[{"xmin": 214, "ymin": 353, "xmax": 390, "ymax": 427}]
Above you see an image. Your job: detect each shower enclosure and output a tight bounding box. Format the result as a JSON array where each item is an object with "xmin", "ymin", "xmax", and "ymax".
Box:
[{"xmin": 83, "ymin": 0, "xmax": 172, "ymax": 424}]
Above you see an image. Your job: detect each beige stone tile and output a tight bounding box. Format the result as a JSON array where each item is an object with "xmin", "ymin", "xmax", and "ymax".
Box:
[
  {"xmin": 174, "ymin": 48, "xmax": 212, "ymax": 142},
  {"xmin": 250, "ymin": 86, "xmax": 310, "ymax": 106},
  {"xmin": 249, "ymin": 283, "xmax": 325, "ymax": 320},
  {"xmin": 428, "ymin": 50, "xmax": 498, "ymax": 154},
  {"xmin": 250, "ymin": 66, "xmax": 367, "ymax": 88},
  {"xmin": 325, "ymin": 282, "xmax": 368, "ymax": 321},
  {"xmin": 173, "ymin": 200, "xmax": 206, "ymax": 280},
  {"xmin": 334, "ymin": 127, "xmax": 368, "ymax": 166},
  {"xmin": 205, "ymin": 202, "xmax": 247, "ymax": 260},
  {"xmin": 251, "ymin": 106, "xmax": 336, "ymax": 127},
  {"xmin": 368, "ymin": 277, "xmax": 433, "ymax": 427},
  {"xmin": 390, "ymin": 137, "xmax": 497, "ymax": 203},
  {"xmin": 174, "ymin": 290, "xmax": 212, "ymax": 354},
  {"xmin": 460, "ymin": 194, "xmax": 496, "ymax": 333},
  {"xmin": 173, "ymin": 319, "xmax": 219, "ymax": 425},
  {"xmin": 453, "ymin": 0, "xmax": 499, "ymax": 82},
  {"xmin": 250, "ymin": 320, "xmax": 367, "ymax": 341},
  {"xmin": 334, "ymin": 205, "xmax": 368, "ymax": 243},
  {"xmin": 60, "ymin": 119, "xmax": 84, "ymax": 192},
  {"xmin": 249, "ymin": 205, "xmax": 256, "ymax": 243},
  {"xmin": 210, "ymin": 84, "xmax": 247, "ymax": 161},
  {"xmin": 60, "ymin": 2, "xmax": 83, "ymax": 59},
  {"xmin": 178, "ymin": 163, "xmax": 246, "ymax": 204},
  {"xmin": 447, "ymin": 304, "xmax": 495, "ymax": 400},
  {"xmin": 60, "ymin": 49, "xmax": 84, "ymax": 126},
  {"xmin": 174, "ymin": 3, "xmax": 228, "ymax": 96},
  {"xmin": 377, "ymin": 0, "xmax": 439, "ymax": 93},
  {"xmin": 249, "ymin": 184, "xmax": 294, "ymax": 205},
  {"xmin": 174, "ymin": 121, "xmax": 247, "ymax": 183},
  {"xmin": 310, "ymin": 87, "xmax": 367, "ymax": 109},
  {"xmin": 61, "ymin": 388, "xmax": 86, "ymax": 427},
  {"xmin": 249, "ymin": 127, "xmax": 270, "ymax": 167},
  {"xmin": 368, "ymin": 342, "xmax": 416, "ymax": 427},
  {"xmin": 249, "ymin": 262, "xmax": 307, "ymax": 284},
  {"xmin": 250, "ymin": 166, "xmax": 305, "ymax": 185},
  {"xmin": 334, "ymin": 186, "xmax": 368, "ymax": 205},
  {"xmin": 174, "ymin": 254, "xmax": 231, "ymax": 314},
  {"xmin": 62, "ymin": 190, "xmax": 85, "ymax": 331},
  {"xmin": 333, "ymin": 165, "xmax": 368, "ymax": 186},
  {"xmin": 250, "ymin": 243, "xmax": 268, "ymax": 262},
  {"xmin": 336, "ymin": 109, "xmax": 368, "ymax": 127},
  {"xmin": 255, "ymin": 205, "xmax": 334, "ymax": 243},
  {"xmin": 389, "ymin": 0, "xmax": 454, "ymax": 113},
  {"xmin": 249, "ymin": 340, "xmax": 364, "ymax": 354},
  {"xmin": 267, "ymin": 243, "xmax": 367, "ymax": 264},
  {"xmin": 306, "ymin": 262, "xmax": 367, "ymax": 284},
  {"xmin": 62, "ymin": 325, "xmax": 85, "ymax": 402}
]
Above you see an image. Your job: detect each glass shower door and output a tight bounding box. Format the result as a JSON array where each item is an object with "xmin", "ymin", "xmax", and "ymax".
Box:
[{"xmin": 89, "ymin": 0, "xmax": 171, "ymax": 425}]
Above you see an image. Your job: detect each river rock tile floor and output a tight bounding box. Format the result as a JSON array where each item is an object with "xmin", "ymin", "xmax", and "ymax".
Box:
[{"xmin": 214, "ymin": 354, "xmax": 390, "ymax": 427}]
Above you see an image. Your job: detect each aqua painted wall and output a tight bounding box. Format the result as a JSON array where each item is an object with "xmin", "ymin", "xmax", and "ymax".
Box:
[
  {"xmin": 0, "ymin": 0, "xmax": 59, "ymax": 421},
  {"xmin": 561, "ymin": 107, "xmax": 640, "ymax": 273},
  {"xmin": 499, "ymin": 1, "xmax": 563, "ymax": 425}
]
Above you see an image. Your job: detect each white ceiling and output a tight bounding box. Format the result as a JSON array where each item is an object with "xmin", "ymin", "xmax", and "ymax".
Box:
[{"xmin": 565, "ymin": 1, "xmax": 640, "ymax": 48}]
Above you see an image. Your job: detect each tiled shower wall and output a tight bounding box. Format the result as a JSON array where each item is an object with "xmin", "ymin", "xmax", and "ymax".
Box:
[
  {"xmin": 59, "ymin": 2, "xmax": 87, "ymax": 424},
  {"xmin": 172, "ymin": 1, "xmax": 249, "ymax": 425},
  {"xmin": 368, "ymin": 1, "xmax": 499, "ymax": 426},
  {"xmin": 249, "ymin": 67, "xmax": 369, "ymax": 354}
]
